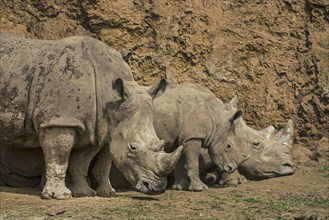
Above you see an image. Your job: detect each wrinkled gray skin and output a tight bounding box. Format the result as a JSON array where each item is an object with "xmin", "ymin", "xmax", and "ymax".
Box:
[
  {"xmin": 196, "ymin": 95, "xmax": 295, "ymax": 186},
  {"xmin": 0, "ymin": 32, "xmax": 183, "ymax": 199},
  {"xmin": 104, "ymin": 83, "xmax": 294, "ymax": 190},
  {"xmin": 236, "ymin": 117, "xmax": 294, "ymax": 179},
  {"xmin": 150, "ymin": 83, "xmax": 250, "ymax": 191}
]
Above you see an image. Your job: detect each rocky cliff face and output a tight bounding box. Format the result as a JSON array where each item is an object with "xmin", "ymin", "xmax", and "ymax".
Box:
[{"xmin": 1, "ymin": 0, "xmax": 328, "ymax": 151}]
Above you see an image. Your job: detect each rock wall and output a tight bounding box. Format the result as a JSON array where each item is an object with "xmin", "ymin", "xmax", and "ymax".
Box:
[{"xmin": 0, "ymin": 0, "xmax": 328, "ymax": 150}]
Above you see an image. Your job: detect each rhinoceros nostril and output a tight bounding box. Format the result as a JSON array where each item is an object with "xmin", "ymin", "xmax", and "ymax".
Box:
[
  {"xmin": 142, "ymin": 181, "xmax": 149, "ymax": 189},
  {"xmin": 282, "ymin": 162, "xmax": 293, "ymax": 168},
  {"xmin": 224, "ymin": 165, "xmax": 234, "ymax": 173}
]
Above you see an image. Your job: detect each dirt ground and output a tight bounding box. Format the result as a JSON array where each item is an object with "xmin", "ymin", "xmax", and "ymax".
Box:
[{"xmin": 1, "ymin": 161, "xmax": 328, "ymax": 220}]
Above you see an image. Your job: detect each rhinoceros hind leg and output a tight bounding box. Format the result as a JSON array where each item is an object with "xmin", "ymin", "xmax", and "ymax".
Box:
[
  {"xmin": 68, "ymin": 145, "xmax": 101, "ymax": 197},
  {"xmin": 39, "ymin": 127, "xmax": 76, "ymax": 199},
  {"xmin": 92, "ymin": 145, "xmax": 116, "ymax": 197}
]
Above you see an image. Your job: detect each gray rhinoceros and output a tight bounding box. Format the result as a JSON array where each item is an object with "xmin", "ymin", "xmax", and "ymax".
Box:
[
  {"xmin": 104, "ymin": 82, "xmax": 294, "ymax": 191},
  {"xmin": 198, "ymin": 96, "xmax": 295, "ymax": 186},
  {"xmin": 151, "ymin": 83, "xmax": 251, "ymax": 191},
  {"xmin": 0, "ymin": 32, "xmax": 183, "ymax": 199}
]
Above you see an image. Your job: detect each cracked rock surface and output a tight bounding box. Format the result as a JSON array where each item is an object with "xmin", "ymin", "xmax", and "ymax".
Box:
[{"xmin": 0, "ymin": 0, "xmax": 328, "ymax": 153}]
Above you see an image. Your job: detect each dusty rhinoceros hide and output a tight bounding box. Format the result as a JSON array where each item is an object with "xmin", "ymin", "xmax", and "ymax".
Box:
[
  {"xmin": 0, "ymin": 32, "xmax": 183, "ymax": 199},
  {"xmin": 106, "ymin": 83, "xmax": 295, "ymax": 190}
]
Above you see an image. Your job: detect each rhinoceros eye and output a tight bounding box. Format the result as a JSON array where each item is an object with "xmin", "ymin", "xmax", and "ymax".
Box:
[
  {"xmin": 225, "ymin": 144, "xmax": 232, "ymax": 152},
  {"xmin": 128, "ymin": 142, "xmax": 139, "ymax": 152},
  {"xmin": 251, "ymin": 142, "xmax": 262, "ymax": 150}
]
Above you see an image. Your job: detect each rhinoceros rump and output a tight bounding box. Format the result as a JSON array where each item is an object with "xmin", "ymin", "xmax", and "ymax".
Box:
[{"xmin": 0, "ymin": 32, "xmax": 182, "ymax": 199}]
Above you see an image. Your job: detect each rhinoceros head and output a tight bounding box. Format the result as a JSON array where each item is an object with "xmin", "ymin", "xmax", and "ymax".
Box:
[
  {"xmin": 108, "ymin": 78, "xmax": 183, "ymax": 194},
  {"xmin": 208, "ymin": 109, "xmax": 250, "ymax": 174},
  {"xmin": 228, "ymin": 96, "xmax": 295, "ymax": 179},
  {"xmin": 238, "ymin": 120, "xmax": 295, "ymax": 179}
]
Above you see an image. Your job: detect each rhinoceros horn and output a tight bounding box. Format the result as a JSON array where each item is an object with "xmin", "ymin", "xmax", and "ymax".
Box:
[
  {"xmin": 262, "ymin": 125, "xmax": 277, "ymax": 139},
  {"xmin": 157, "ymin": 146, "xmax": 183, "ymax": 176},
  {"xmin": 277, "ymin": 119, "xmax": 294, "ymax": 148}
]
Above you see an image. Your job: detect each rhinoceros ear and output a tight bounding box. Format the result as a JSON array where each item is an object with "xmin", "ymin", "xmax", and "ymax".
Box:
[
  {"xmin": 229, "ymin": 110, "xmax": 242, "ymax": 124},
  {"xmin": 148, "ymin": 78, "xmax": 167, "ymax": 99},
  {"xmin": 229, "ymin": 95, "xmax": 239, "ymax": 108},
  {"xmin": 278, "ymin": 119, "xmax": 294, "ymax": 147},
  {"xmin": 261, "ymin": 125, "xmax": 276, "ymax": 139},
  {"xmin": 112, "ymin": 78, "xmax": 131, "ymax": 100}
]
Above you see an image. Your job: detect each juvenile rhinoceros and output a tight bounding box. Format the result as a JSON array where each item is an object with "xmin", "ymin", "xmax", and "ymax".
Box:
[
  {"xmin": 150, "ymin": 83, "xmax": 250, "ymax": 191},
  {"xmin": 0, "ymin": 32, "xmax": 183, "ymax": 199}
]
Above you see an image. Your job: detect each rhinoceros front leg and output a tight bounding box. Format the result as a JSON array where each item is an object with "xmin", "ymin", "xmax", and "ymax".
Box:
[
  {"xmin": 68, "ymin": 145, "xmax": 101, "ymax": 197},
  {"xmin": 92, "ymin": 145, "xmax": 116, "ymax": 197},
  {"xmin": 39, "ymin": 127, "xmax": 76, "ymax": 199},
  {"xmin": 184, "ymin": 139, "xmax": 208, "ymax": 191},
  {"xmin": 172, "ymin": 158, "xmax": 190, "ymax": 190}
]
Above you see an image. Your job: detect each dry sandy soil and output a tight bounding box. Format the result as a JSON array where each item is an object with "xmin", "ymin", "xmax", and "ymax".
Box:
[{"xmin": 1, "ymin": 161, "xmax": 328, "ymax": 220}]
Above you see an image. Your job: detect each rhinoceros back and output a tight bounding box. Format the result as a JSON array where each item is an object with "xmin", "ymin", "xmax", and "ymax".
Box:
[{"xmin": 0, "ymin": 32, "xmax": 134, "ymax": 147}]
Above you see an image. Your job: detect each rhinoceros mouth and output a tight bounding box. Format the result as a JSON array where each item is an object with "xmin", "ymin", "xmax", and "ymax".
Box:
[
  {"xmin": 135, "ymin": 179, "xmax": 166, "ymax": 195},
  {"xmin": 255, "ymin": 162, "xmax": 295, "ymax": 179},
  {"xmin": 278, "ymin": 162, "xmax": 295, "ymax": 175},
  {"xmin": 238, "ymin": 161, "xmax": 295, "ymax": 180}
]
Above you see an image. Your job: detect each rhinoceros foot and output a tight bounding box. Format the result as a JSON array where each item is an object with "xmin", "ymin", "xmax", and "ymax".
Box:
[
  {"xmin": 96, "ymin": 185, "xmax": 116, "ymax": 197},
  {"xmin": 188, "ymin": 180, "xmax": 208, "ymax": 191},
  {"xmin": 70, "ymin": 185, "xmax": 97, "ymax": 197},
  {"xmin": 203, "ymin": 172, "xmax": 218, "ymax": 186},
  {"xmin": 172, "ymin": 183, "xmax": 185, "ymax": 190},
  {"xmin": 218, "ymin": 172, "xmax": 248, "ymax": 186},
  {"xmin": 172, "ymin": 177, "xmax": 189, "ymax": 190},
  {"xmin": 41, "ymin": 184, "xmax": 72, "ymax": 200}
]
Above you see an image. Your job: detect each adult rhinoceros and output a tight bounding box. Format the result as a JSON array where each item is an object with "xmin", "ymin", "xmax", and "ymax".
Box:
[
  {"xmin": 0, "ymin": 32, "xmax": 183, "ymax": 199},
  {"xmin": 198, "ymin": 96, "xmax": 295, "ymax": 186}
]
